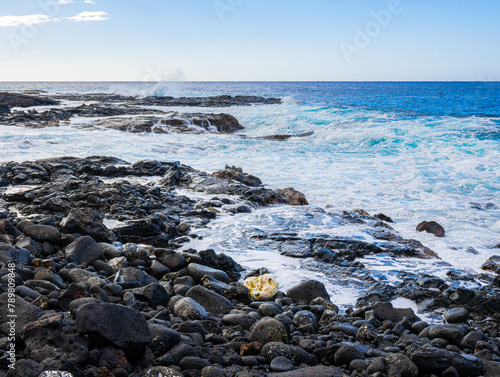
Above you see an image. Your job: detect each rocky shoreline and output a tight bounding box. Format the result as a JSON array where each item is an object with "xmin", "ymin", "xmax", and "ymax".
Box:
[
  {"xmin": 0, "ymin": 92, "xmax": 316, "ymax": 141},
  {"xmin": 0, "ymin": 155, "xmax": 500, "ymax": 377},
  {"xmin": 0, "ymin": 92, "xmax": 278, "ymax": 132}
]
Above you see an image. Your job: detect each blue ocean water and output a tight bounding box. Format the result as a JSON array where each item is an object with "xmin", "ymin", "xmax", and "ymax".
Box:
[
  {"xmin": 2, "ymin": 81, "xmax": 500, "ymax": 119},
  {"xmin": 0, "ymin": 81, "xmax": 499, "ymax": 277}
]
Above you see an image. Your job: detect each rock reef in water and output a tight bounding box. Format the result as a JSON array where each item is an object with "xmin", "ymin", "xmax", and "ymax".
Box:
[
  {"xmin": 0, "ymin": 92, "xmax": 322, "ymax": 143},
  {"xmin": 416, "ymin": 220, "xmax": 446, "ymax": 237},
  {"xmin": 53, "ymin": 93, "xmax": 283, "ymax": 107},
  {"xmin": 212, "ymin": 165, "xmax": 263, "ymax": 187},
  {"xmin": 92, "ymin": 113, "xmax": 243, "ymax": 134},
  {"xmin": 0, "ymin": 91, "xmax": 59, "ymax": 108},
  {"xmin": 0, "ymin": 92, "xmax": 281, "ymax": 131},
  {"xmin": 0, "ymin": 157, "xmax": 307, "ymax": 247}
]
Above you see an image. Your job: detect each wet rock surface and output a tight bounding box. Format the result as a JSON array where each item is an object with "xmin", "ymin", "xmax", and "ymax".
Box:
[
  {"xmin": 416, "ymin": 221, "xmax": 446, "ymax": 237},
  {"xmin": 0, "ymin": 156, "xmax": 499, "ymax": 377},
  {"xmin": 53, "ymin": 93, "xmax": 283, "ymax": 107},
  {"xmin": 0, "ymin": 92, "xmax": 59, "ymax": 108},
  {"xmin": 0, "ymin": 92, "xmax": 280, "ymax": 132},
  {"xmin": 91, "ymin": 113, "xmax": 243, "ymax": 134}
]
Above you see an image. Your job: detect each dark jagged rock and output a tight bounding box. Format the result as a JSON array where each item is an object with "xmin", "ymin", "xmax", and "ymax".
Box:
[
  {"xmin": 60, "ymin": 208, "xmax": 116, "ymax": 243},
  {"xmin": 375, "ymin": 213, "xmax": 394, "ymax": 223},
  {"xmin": 69, "ymin": 103, "xmax": 164, "ymax": 117},
  {"xmin": 198, "ymin": 249, "xmax": 242, "ymax": 281},
  {"xmin": 59, "ymin": 93, "xmax": 278, "ymax": 107},
  {"xmin": 51, "ymin": 93, "xmax": 281, "ymax": 107},
  {"xmin": 416, "ymin": 220, "xmax": 445, "ymax": 237},
  {"xmin": 92, "ymin": 113, "xmax": 243, "ymax": 134},
  {"xmin": 113, "ymin": 215, "xmax": 165, "ymax": 243},
  {"xmin": 113, "ymin": 267, "xmax": 157, "ymax": 289},
  {"xmin": 212, "ymin": 165, "xmax": 262, "ymax": 187},
  {"xmin": 482, "ymin": 255, "xmax": 500, "ymax": 274},
  {"xmin": 0, "ymin": 108, "xmax": 71, "ymax": 128},
  {"xmin": 75, "ymin": 302, "xmax": 152, "ymax": 350},
  {"xmin": 276, "ymin": 188, "xmax": 309, "ymax": 206},
  {"xmin": 159, "ymin": 163, "xmax": 305, "ymax": 208},
  {"xmin": 0, "ymin": 92, "xmax": 58, "ymax": 108},
  {"xmin": 137, "ymin": 94, "xmax": 282, "ymax": 107},
  {"xmin": 0, "ymin": 242, "xmax": 30, "ymax": 265},
  {"xmin": 256, "ymin": 231, "xmax": 438, "ymax": 263},
  {"xmin": 125, "ymin": 282, "xmax": 171, "ymax": 308},
  {"xmin": 58, "ymin": 283, "xmax": 89, "ymax": 312}
]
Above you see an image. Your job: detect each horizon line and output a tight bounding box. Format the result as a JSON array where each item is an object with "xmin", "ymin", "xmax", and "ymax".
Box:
[{"xmin": 1, "ymin": 80, "xmax": 499, "ymax": 83}]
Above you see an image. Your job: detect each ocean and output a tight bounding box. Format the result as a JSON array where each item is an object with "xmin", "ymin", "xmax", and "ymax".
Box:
[{"xmin": 1, "ymin": 81, "xmax": 499, "ymax": 308}]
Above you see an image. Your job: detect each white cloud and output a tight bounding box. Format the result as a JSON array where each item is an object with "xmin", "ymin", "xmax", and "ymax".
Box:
[
  {"xmin": 64, "ymin": 11, "xmax": 108, "ymax": 22},
  {"xmin": 0, "ymin": 11, "xmax": 109, "ymax": 27},
  {"xmin": 84, "ymin": 0, "xmax": 96, "ymax": 4},
  {"xmin": 0, "ymin": 14, "xmax": 51, "ymax": 27}
]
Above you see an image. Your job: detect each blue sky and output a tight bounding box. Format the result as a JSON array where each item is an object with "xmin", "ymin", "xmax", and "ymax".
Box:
[{"xmin": 0, "ymin": 0, "xmax": 499, "ymax": 81}]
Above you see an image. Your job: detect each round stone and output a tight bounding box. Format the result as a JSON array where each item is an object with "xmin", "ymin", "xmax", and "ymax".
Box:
[
  {"xmin": 270, "ymin": 356, "xmax": 294, "ymax": 372},
  {"xmin": 444, "ymin": 307, "xmax": 469, "ymax": 323},
  {"xmin": 173, "ymin": 297, "xmax": 208, "ymax": 320},
  {"xmin": 250, "ymin": 317, "xmax": 288, "ymax": 345},
  {"xmin": 334, "ymin": 344, "xmax": 365, "ymax": 367}
]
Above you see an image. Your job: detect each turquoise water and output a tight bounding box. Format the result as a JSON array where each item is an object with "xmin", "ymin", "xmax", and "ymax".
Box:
[{"xmin": 0, "ymin": 81, "xmax": 499, "ymax": 274}]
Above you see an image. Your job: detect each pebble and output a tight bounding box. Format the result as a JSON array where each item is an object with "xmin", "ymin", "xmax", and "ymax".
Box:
[
  {"xmin": 270, "ymin": 356, "xmax": 294, "ymax": 372},
  {"xmin": 444, "ymin": 307, "xmax": 469, "ymax": 323},
  {"xmin": 174, "ymin": 297, "xmax": 209, "ymax": 320}
]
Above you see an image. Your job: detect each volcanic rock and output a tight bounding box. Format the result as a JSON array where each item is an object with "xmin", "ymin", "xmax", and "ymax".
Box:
[
  {"xmin": 287, "ymin": 280, "xmax": 330, "ymax": 303},
  {"xmin": 416, "ymin": 221, "xmax": 445, "ymax": 237},
  {"xmin": 75, "ymin": 302, "xmax": 152, "ymax": 350}
]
